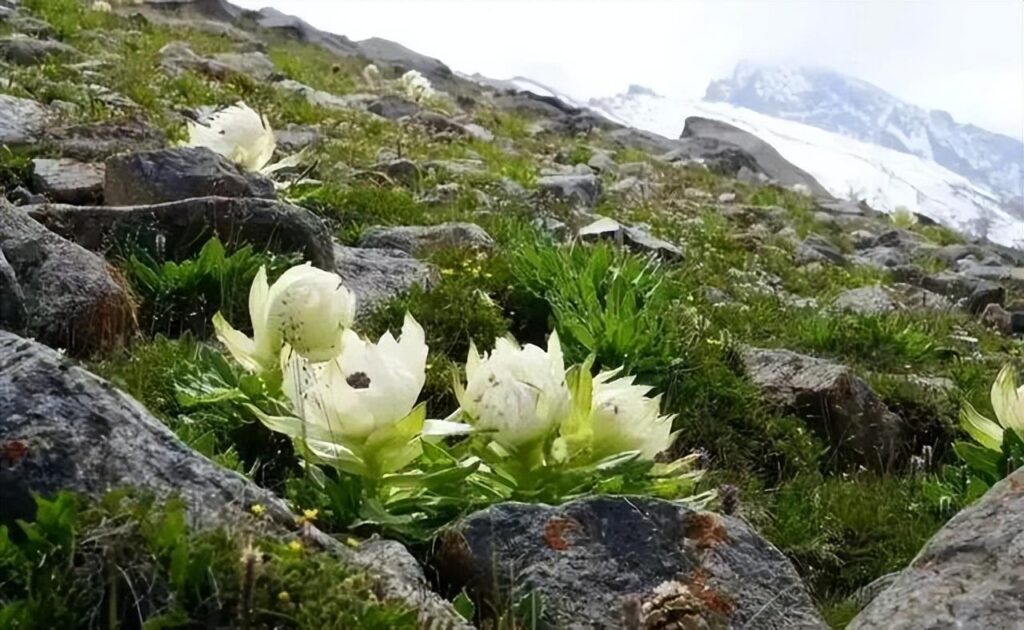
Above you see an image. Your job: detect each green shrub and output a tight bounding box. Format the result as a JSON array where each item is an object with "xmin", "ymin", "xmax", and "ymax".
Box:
[
  {"xmin": 122, "ymin": 238, "xmax": 296, "ymax": 338},
  {"xmin": 0, "ymin": 491, "xmax": 415, "ymax": 629}
]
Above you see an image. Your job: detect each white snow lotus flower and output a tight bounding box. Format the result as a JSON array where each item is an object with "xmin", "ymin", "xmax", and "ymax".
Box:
[
  {"xmin": 261, "ymin": 315, "xmax": 468, "ymax": 475},
  {"xmin": 213, "ymin": 263, "xmax": 356, "ymax": 372},
  {"xmin": 362, "ymin": 63, "xmax": 382, "ymax": 89},
  {"xmin": 586, "ymin": 369, "xmax": 676, "ymax": 460},
  {"xmin": 456, "ymin": 332, "xmax": 571, "ymax": 451},
  {"xmin": 398, "ymin": 69, "xmax": 434, "ymax": 102},
  {"xmin": 184, "ymin": 102, "xmax": 309, "ymax": 178},
  {"xmin": 961, "ymin": 364, "xmax": 1024, "ymax": 451}
]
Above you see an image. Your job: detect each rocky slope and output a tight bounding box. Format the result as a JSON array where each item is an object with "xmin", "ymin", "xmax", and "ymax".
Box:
[
  {"xmin": 706, "ymin": 62, "xmax": 1024, "ymax": 215},
  {"xmin": 2, "ymin": 0, "xmax": 1024, "ymax": 628}
]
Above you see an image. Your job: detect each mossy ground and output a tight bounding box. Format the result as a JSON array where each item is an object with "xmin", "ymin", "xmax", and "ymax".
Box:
[{"xmin": 5, "ymin": 1, "xmax": 1022, "ymax": 626}]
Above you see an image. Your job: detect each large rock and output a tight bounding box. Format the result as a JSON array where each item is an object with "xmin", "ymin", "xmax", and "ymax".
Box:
[
  {"xmin": 42, "ymin": 118, "xmax": 167, "ymax": 161},
  {"xmin": 0, "ymin": 247, "xmax": 25, "ymax": 330},
  {"xmin": 359, "ymin": 222, "xmax": 495, "ymax": 257},
  {"xmin": 740, "ymin": 347, "xmax": 905, "ymax": 469},
  {"xmin": 435, "ymin": 496, "xmax": 826, "ymax": 629},
  {"xmin": 536, "ymin": 173, "xmax": 602, "ymax": 209},
  {"xmin": 28, "ymin": 196, "xmax": 335, "ymax": 270},
  {"xmin": 159, "ymin": 41, "xmax": 277, "ymax": 81},
  {"xmin": 675, "ymin": 117, "xmax": 832, "ymax": 198},
  {"xmin": 0, "ymin": 94, "xmax": 49, "ymax": 145},
  {"xmin": 0, "ymin": 330, "xmax": 469, "ymax": 629},
  {"xmin": 104, "ymin": 147, "xmax": 275, "ymax": 206},
  {"xmin": 334, "ymin": 244, "xmax": 437, "ymax": 317},
  {"xmin": 832, "ymin": 283, "xmax": 952, "ymax": 315},
  {"xmin": 0, "ymin": 202, "xmax": 135, "ymax": 354},
  {"xmin": 849, "ymin": 465, "xmax": 1024, "ymax": 629},
  {"xmin": 30, "ymin": 158, "xmax": 104, "ymax": 205},
  {"xmin": 578, "ymin": 216, "xmax": 684, "ymax": 262},
  {"xmin": 0, "ymin": 36, "xmax": 76, "ymax": 65}
]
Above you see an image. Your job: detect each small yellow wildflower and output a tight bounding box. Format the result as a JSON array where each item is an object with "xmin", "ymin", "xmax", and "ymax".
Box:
[
  {"xmin": 250, "ymin": 503, "xmax": 266, "ymax": 516},
  {"xmin": 297, "ymin": 508, "xmax": 318, "ymax": 525},
  {"xmin": 278, "ymin": 591, "xmax": 291, "ymax": 603},
  {"xmin": 288, "ymin": 540, "xmax": 303, "ymax": 552}
]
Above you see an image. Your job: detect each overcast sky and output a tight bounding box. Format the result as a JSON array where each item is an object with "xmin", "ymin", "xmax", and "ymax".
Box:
[{"xmin": 232, "ymin": 0, "xmax": 1024, "ymax": 139}]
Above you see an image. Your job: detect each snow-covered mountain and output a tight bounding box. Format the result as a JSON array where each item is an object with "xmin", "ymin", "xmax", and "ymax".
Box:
[
  {"xmin": 587, "ymin": 87, "xmax": 1024, "ymax": 247},
  {"xmin": 705, "ymin": 62, "xmax": 1024, "ymax": 214}
]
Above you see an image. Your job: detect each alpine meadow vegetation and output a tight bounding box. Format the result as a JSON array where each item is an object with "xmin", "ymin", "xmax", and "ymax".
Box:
[{"xmin": 2, "ymin": 1, "xmax": 1022, "ymax": 627}]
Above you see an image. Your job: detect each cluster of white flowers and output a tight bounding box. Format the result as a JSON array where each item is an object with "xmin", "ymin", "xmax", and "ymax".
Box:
[
  {"xmin": 215, "ymin": 263, "xmax": 677, "ymax": 478},
  {"xmin": 90, "ymin": 1, "xmax": 112, "ymax": 12},
  {"xmin": 397, "ymin": 69, "xmax": 435, "ymax": 102}
]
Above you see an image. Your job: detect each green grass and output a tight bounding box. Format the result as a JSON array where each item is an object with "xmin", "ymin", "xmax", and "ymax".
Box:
[
  {"xmin": 121, "ymin": 237, "xmax": 297, "ymax": 339},
  {"xmin": 0, "ymin": 491, "xmax": 416, "ymax": 629}
]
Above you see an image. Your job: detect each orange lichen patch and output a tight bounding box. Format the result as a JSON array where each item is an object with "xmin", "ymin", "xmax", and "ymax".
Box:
[
  {"xmin": 543, "ymin": 516, "xmax": 582, "ymax": 551},
  {"xmin": 686, "ymin": 568, "xmax": 734, "ymax": 617},
  {"xmin": 684, "ymin": 513, "xmax": 728, "ymax": 550},
  {"xmin": 1007, "ymin": 476, "xmax": 1024, "ymax": 494},
  {"xmin": 0, "ymin": 439, "xmax": 28, "ymax": 466}
]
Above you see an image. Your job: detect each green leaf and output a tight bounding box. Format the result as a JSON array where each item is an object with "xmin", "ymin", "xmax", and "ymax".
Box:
[
  {"xmin": 954, "ymin": 441, "xmax": 1002, "ymax": 482},
  {"xmin": 452, "ymin": 590, "xmax": 476, "ymax": 621}
]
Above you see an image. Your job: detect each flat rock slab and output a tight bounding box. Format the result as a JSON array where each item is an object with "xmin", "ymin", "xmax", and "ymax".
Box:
[
  {"xmin": 832, "ymin": 283, "xmax": 952, "ymax": 315},
  {"xmin": 42, "ymin": 118, "xmax": 167, "ymax": 161},
  {"xmin": 359, "ymin": 222, "xmax": 495, "ymax": 257},
  {"xmin": 0, "ymin": 202, "xmax": 135, "ymax": 355},
  {"xmin": 0, "ymin": 93, "xmax": 49, "ymax": 145},
  {"xmin": 30, "ymin": 158, "xmax": 104, "ymax": 205},
  {"xmin": 850, "ymin": 465, "xmax": 1024, "ymax": 629},
  {"xmin": 434, "ymin": 496, "xmax": 826, "ymax": 629},
  {"xmin": 0, "ymin": 330, "xmax": 469, "ymax": 628},
  {"xmin": 28, "ymin": 196, "xmax": 335, "ymax": 270},
  {"xmin": 0, "ymin": 36, "xmax": 76, "ymax": 65},
  {"xmin": 536, "ymin": 173, "xmax": 602, "ymax": 209},
  {"xmin": 104, "ymin": 147, "xmax": 275, "ymax": 206},
  {"xmin": 333, "ymin": 243, "xmax": 437, "ymax": 317},
  {"xmin": 740, "ymin": 347, "xmax": 906, "ymax": 469}
]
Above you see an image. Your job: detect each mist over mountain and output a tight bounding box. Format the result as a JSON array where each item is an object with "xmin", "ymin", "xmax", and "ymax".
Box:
[{"xmin": 705, "ymin": 62, "xmax": 1024, "ymax": 213}]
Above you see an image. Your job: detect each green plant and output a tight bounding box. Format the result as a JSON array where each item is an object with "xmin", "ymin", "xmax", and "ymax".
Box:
[
  {"xmin": 956, "ymin": 364, "xmax": 1024, "ymax": 487},
  {"xmin": 0, "ymin": 491, "xmax": 416, "ymax": 629},
  {"xmin": 511, "ymin": 241, "xmax": 675, "ymax": 375},
  {"xmin": 123, "ymin": 238, "xmax": 296, "ymax": 338}
]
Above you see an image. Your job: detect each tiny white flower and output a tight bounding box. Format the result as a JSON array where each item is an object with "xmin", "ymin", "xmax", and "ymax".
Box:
[
  {"xmin": 457, "ymin": 332, "xmax": 570, "ymax": 450},
  {"xmin": 213, "ymin": 263, "xmax": 356, "ymax": 372},
  {"xmin": 91, "ymin": 0, "xmax": 112, "ymax": 12}
]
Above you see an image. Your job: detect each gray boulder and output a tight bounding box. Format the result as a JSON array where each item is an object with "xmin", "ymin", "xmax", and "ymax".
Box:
[
  {"xmin": 741, "ymin": 347, "xmax": 905, "ymax": 469},
  {"xmin": 851, "ymin": 246, "xmax": 910, "ymax": 268},
  {"xmin": 42, "ymin": 118, "xmax": 167, "ymax": 161},
  {"xmin": 104, "ymin": 147, "xmax": 275, "ymax": 206},
  {"xmin": 28, "ymin": 196, "xmax": 335, "ymax": 270},
  {"xmin": 0, "ymin": 202, "xmax": 135, "ymax": 354},
  {"xmin": 367, "ymin": 95, "xmax": 421, "ymax": 120},
  {"xmin": 30, "ymin": 158, "xmax": 104, "ymax": 205},
  {"xmin": 0, "ymin": 35, "xmax": 76, "ymax": 65},
  {"xmin": 536, "ymin": 173, "xmax": 602, "ymax": 209},
  {"xmin": 832, "ymin": 283, "xmax": 951, "ymax": 315},
  {"xmin": 274, "ymin": 124, "xmax": 322, "ymax": 153},
  {"xmin": 359, "ymin": 222, "xmax": 495, "ymax": 257},
  {"xmin": 159, "ymin": 41, "xmax": 277, "ymax": 81},
  {"xmin": 849, "ymin": 465, "xmax": 1024, "ymax": 629},
  {"xmin": 0, "ymin": 94, "xmax": 49, "ymax": 145},
  {"xmin": 333, "ymin": 244, "xmax": 437, "ymax": 318},
  {"xmin": 0, "ymin": 247, "xmax": 25, "ymax": 330},
  {"xmin": 434, "ymin": 496, "xmax": 826, "ymax": 629},
  {"xmin": 0, "ymin": 330, "xmax": 469, "ymax": 629},
  {"xmin": 959, "ymin": 262, "xmax": 1024, "ymax": 293},
  {"xmin": 578, "ymin": 216, "xmax": 684, "ymax": 262},
  {"xmin": 676, "ymin": 117, "xmax": 832, "ymax": 198},
  {"xmin": 795, "ymin": 235, "xmax": 847, "ymax": 266}
]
